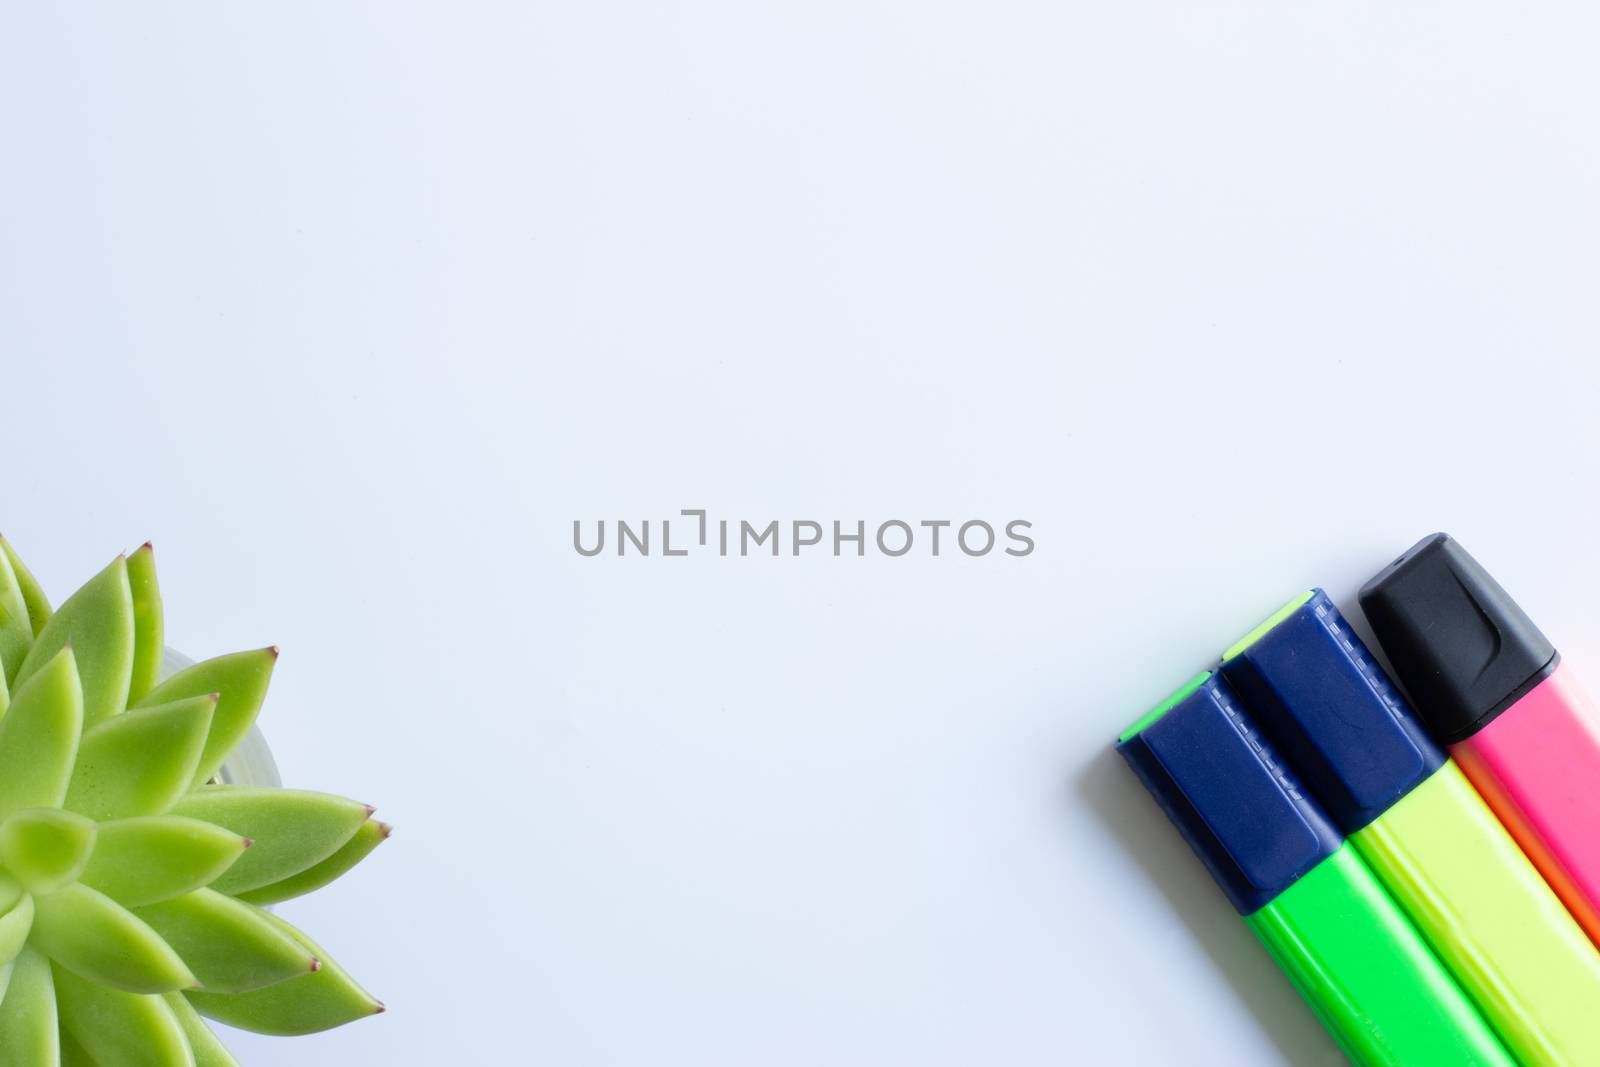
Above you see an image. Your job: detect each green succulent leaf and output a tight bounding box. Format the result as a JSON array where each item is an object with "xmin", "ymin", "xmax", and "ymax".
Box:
[
  {"xmin": 125, "ymin": 546, "xmax": 163, "ymax": 707},
  {"xmin": 65, "ymin": 697, "xmax": 217, "ymax": 822},
  {"xmin": 169, "ymin": 787, "xmax": 372, "ymax": 896},
  {"xmin": 163, "ymin": 993, "xmax": 237, "ymax": 1067},
  {"xmin": 135, "ymin": 889, "xmax": 317, "ymax": 994},
  {"xmin": 185, "ymin": 912, "xmax": 380, "ymax": 1036},
  {"xmin": 0, "ymin": 537, "xmax": 51, "ymax": 639},
  {"xmin": 31, "ymin": 885, "xmax": 196, "ymax": 994},
  {"xmin": 136, "ymin": 649, "xmax": 277, "ymax": 790},
  {"xmin": 0, "ymin": 809, "xmax": 97, "ymax": 894},
  {"xmin": 58, "ymin": 1030, "xmax": 96, "ymax": 1067},
  {"xmin": 0, "ymin": 948, "xmax": 59, "ymax": 1067},
  {"xmin": 13, "ymin": 557, "xmax": 133, "ymax": 730},
  {"xmin": 0, "ymin": 543, "xmax": 388, "ymax": 1054},
  {"xmin": 54, "ymin": 963, "xmax": 195, "ymax": 1067},
  {"xmin": 237, "ymin": 818, "xmax": 391, "ymax": 906},
  {"xmin": 0, "ymin": 549, "xmax": 34, "ymax": 689},
  {"xmin": 77, "ymin": 818, "xmax": 250, "ymax": 909},
  {"xmin": 0, "ymin": 889, "xmax": 34, "ymax": 968},
  {"xmin": 0, "ymin": 648, "xmax": 84, "ymax": 823},
  {"xmin": 0, "ymin": 871, "xmax": 22, "ymax": 917}
]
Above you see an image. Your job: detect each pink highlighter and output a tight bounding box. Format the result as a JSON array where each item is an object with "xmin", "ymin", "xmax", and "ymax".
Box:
[{"xmin": 1362, "ymin": 533, "xmax": 1600, "ymax": 947}]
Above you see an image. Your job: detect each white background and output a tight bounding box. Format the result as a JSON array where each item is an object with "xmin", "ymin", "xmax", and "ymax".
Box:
[{"xmin": 3, "ymin": 3, "xmax": 1599, "ymax": 1064}]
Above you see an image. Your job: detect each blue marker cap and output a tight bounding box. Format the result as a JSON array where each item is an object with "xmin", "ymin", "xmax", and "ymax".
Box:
[
  {"xmin": 1219, "ymin": 589, "xmax": 1445, "ymax": 835},
  {"xmin": 1116, "ymin": 672, "xmax": 1342, "ymax": 914}
]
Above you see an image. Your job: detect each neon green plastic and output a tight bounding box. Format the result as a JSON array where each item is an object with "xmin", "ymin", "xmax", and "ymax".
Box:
[
  {"xmin": 1352, "ymin": 762, "xmax": 1600, "ymax": 1067},
  {"xmin": 1117, "ymin": 671, "xmax": 1210, "ymax": 744},
  {"xmin": 1222, "ymin": 590, "xmax": 1315, "ymax": 662},
  {"xmin": 1247, "ymin": 844, "xmax": 1512, "ymax": 1067}
]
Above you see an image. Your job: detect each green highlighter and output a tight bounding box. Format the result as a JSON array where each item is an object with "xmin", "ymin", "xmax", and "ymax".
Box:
[
  {"xmin": 1117, "ymin": 671, "xmax": 1512, "ymax": 1067},
  {"xmin": 1222, "ymin": 590, "xmax": 1600, "ymax": 1067}
]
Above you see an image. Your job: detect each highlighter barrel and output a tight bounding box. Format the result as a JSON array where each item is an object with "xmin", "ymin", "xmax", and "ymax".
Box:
[
  {"xmin": 1224, "ymin": 588, "xmax": 1600, "ymax": 1067},
  {"xmin": 1362, "ymin": 533, "xmax": 1600, "ymax": 949},
  {"xmin": 1116, "ymin": 672, "xmax": 1511, "ymax": 1067}
]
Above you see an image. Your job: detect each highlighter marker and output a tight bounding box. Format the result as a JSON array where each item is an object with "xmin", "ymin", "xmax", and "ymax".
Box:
[
  {"xmin": 1116, "ymin": 672, "xmax": 1512, "ymax": 1067},
  {"xmin": 1221, "ymin": 589, "xmax": 1600, "ymax": 1067},
  {"xmin": 1362, "ymin": 532, "xmax": 1600, "ymax": 949}
]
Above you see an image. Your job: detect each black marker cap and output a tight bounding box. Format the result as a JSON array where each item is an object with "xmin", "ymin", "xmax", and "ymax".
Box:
[{"xmin": 1358, "ymin": 533, "xmax": 1559, "ymax": 745}]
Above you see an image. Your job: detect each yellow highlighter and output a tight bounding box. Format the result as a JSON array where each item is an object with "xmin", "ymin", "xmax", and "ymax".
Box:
[{"xmin": 1221, "ymin": 590, "xmax": 1600, "ymax": 1067}]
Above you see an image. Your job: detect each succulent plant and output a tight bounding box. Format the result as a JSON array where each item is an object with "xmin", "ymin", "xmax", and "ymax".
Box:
[{"xmin": 0, "ymin": 539, "xmax": 387, "ymax": 1066}]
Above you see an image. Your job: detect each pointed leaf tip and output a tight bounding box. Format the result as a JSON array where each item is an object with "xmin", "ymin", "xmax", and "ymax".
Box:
[
  {"xmin": 232, "ymin": 814, "xmax": 391, "ymax": 906},
  {"xmin": 136, "ymin": 888, "xmax": 318, "ymax": 994},
  {"xmin": 0, "ymin": 544, "xmax": 35, "ymax": 689},
  {"xmin": 0, "ymin": 537, "xmax": 51, "ymax": 639},
  {"xmin": 14, "ymin": 555, "xmax": 134, "ymax": 728},
  {"xmin": 66, "ymin": 696, "xmax": 217, "ymax": 820},
  {"xmin": 78, "ymin": 816, "xmax": 255, "ymax": 909},
  {"xmin": 185, "ymin": 912, "xmax": 380, "ymax": 1035},
  {"xmin": 137, "ymin": 649, "xmax": 277, "ymax": 788},
  {"xmin": 33, "ymin": 884, "xmax": 197, "ymax": 993},
  {"xmin": 173, "ymin": 788, "xmax": 373, "ymax": 896},
  {"xmin": 126, "ymin": 544, "xmax": 164, "ymax": 704}
]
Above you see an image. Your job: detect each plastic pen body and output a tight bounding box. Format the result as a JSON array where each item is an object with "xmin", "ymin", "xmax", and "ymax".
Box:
[
  {"xmin": 1362, "ymin": 533, "xmax": 1600, "ymax": 949},
  {"xmin": 1450, "ymin": 665, "xmax": 1600, "ymax": 945},
  {"xmin": 1352, "ymin": 764, "xmax": 1600, "ymax": 1066},
  {"xmin": 1224, "ymin": 590, "xmax": 1600, "ymax": 1067},
  {"xmin": 1244, "ymin": 843, "xmax": 1500, "ymax": 1067},
  {"xmin": 1117, "ymin": 673, "xmax": 1510, "ymax": 1067}
]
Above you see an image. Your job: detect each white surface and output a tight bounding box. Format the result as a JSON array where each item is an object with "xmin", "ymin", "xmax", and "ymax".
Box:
[{"xmin": 3, "ymin": 3, "xmax": 1599, "ymax": 1064}]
